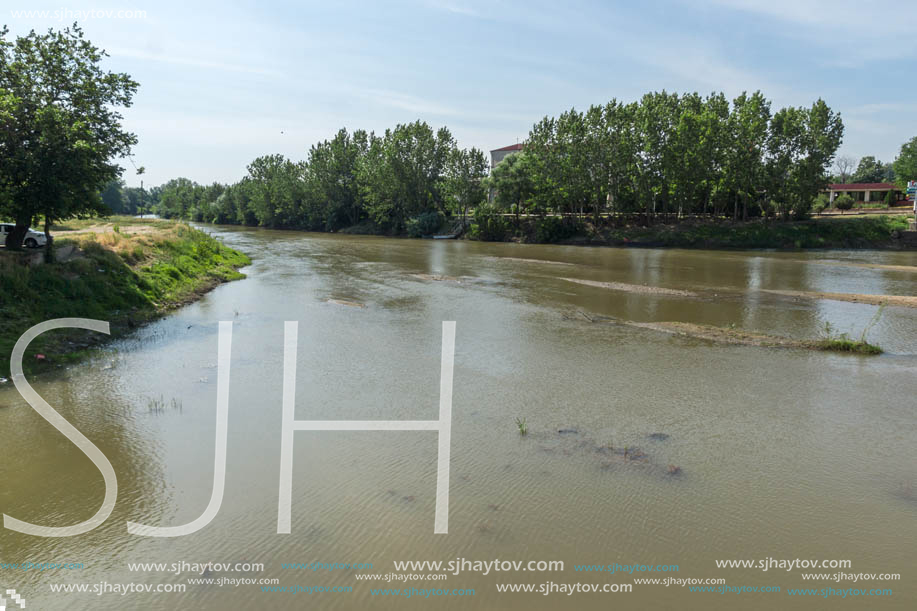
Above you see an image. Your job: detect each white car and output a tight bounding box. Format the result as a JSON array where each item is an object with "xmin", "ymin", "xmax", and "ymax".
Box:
[{"xmin": 0, "ymin": 223, "xmax": 48, "ymax": 248}]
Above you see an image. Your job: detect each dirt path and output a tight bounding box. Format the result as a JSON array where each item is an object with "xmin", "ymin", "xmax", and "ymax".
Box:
[{"xmin": 56, "ymin": 224, "xmax": 160, "ymax": 235}]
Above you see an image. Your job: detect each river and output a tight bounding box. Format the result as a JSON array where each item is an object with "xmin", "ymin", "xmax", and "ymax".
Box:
[{"xmin": 2, "ymin": 226, "xmax": 916, "ymax": 609}]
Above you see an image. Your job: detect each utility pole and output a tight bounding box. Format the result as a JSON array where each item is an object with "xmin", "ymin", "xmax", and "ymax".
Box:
[{"xmin": 136, "ymin": 166, "xmax": 146, "ymax": 218}]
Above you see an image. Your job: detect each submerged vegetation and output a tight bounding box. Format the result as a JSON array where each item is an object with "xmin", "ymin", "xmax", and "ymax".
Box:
[
  {"xmin": 535, "ymin": 427, "xmax": 683, "ymax": 480},
  {"xmin": 146, "ymin": 394, "xmax": 183, "ymax": 414},
  {"xmin": 0, "ymin": 217, "xmax": 250, "ymax": 378}
]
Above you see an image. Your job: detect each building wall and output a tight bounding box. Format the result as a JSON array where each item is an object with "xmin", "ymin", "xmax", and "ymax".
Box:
[
  {"xmin": 827, "ymin": 188, "xmax": 900, "ymax": 203},
  {"xmin": 490, "ymin": 149, "xmax": 515, "ymax": 168}
]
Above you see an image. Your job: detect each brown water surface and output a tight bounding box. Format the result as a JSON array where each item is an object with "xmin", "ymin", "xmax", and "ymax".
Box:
[{"xmin": 2, "ymin": 228, "xmax": 915, "ymax": 609}]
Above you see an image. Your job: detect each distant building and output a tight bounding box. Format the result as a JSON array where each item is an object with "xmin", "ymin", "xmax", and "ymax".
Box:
[
  {"xmin": 490, "ymin": 143, "xmax": 524, "ymax": 169},
  {"xmin": 825, "ymin": 182, "xmax": 901, "ymax": 203}
]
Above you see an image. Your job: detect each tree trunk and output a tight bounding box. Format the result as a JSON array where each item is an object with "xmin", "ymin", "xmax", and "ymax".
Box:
[
  {"xmin": 6, "ymin": 225, "xmax": 27, "ymax": 249},
  {"xmin": 5, "ymin": 209, "xmax": 32, "ymax": 249},
  {"xmin": 645, "ymin": 189, "xmax": 653, "ymax": 227},
  {"xmin": 44, "ymin": 215, "xmax": 55, "ymax": 263}
]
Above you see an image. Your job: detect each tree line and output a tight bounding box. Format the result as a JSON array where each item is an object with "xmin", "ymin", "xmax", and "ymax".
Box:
[
  {"xmin": 831, "ymin": 145, "xmax": 917, "ymax": 188},
  {"xmin": 831, "ymin": 155, "xmax": 895, "ymax": 185},
  {"xmin": 3, "ymin": 25, "xmax": 913, "ymax": 251},
  {"xmin": 101, "ymin": 179, "xmax": 160, "ymax": 216},
  {"xmin": 132, "ymin": 91, "xmax": 848, "ymax": 236},
  {"xmin": 490, "ymin": 91, "xmax": 844, "ymax": 225},
  {"xmin": 146, "ymin": 122, "xmax": 488, "ymax": 237}
]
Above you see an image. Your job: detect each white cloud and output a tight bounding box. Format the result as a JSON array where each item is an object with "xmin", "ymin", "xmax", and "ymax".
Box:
[
  {"xmin": 701, "ymin": 0, "xmax": 917, "ymax": 63},
  {"xmin": 425, "ymin": 0, "xmax": 485, "ymax": 18},
  {"xmin": 360, "ymin": 89, "xmax": 463, "ymax": 116},
  {"xmin": 847, "ymin": 102, "xmax": 917, "ymax": 115},
  {"xmin": 705, "ymin": 0, "xmax": 915, "ymax": 32},
  {"xmin": 109, "ymin": 47, "xmax": 285, "ymax": 78}
]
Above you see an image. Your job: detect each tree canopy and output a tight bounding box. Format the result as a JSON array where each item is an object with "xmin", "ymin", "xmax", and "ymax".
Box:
[
  {"xmin": 893, "ymin": 136, "xmax": 917, "ymax": 188},
  {"xmin": 155, "ymin": 121, "xmax": 481, "ymax": 236},
  {"xmin": 851, "ymin": 156, "xmax": 894, "ymax": 184},
  {"xmin": 491, "ymin": 91, "xmax": 842, "ymax": 222}
]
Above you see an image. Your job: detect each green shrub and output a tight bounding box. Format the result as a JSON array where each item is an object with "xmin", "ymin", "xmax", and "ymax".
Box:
[
  {"xmin": 834, "ymin": 194, "xmax": 854, "ymax": 212},
  {"xmin": 813, "ymin": 193, "xmax": 830, "ymax": 214},
  {"xmin": 406, "ymin": 211, "xmax": 444, "ymax": 238},
  {"xmin": 468, "ymin": 203, "xmax": 509, "ymax": 241},
  {"xmin": 884, "ymin": 189, "xmax": 896, "ymax": 207},
  {"xmin": 535, "ymin": 216, "xmax": 581, "ymax": 243}
]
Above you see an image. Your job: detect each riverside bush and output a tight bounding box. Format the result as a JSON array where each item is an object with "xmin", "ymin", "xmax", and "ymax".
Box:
[{"xmin": 406, "ymin": 211, "xmax": 444, "ymax": 237}]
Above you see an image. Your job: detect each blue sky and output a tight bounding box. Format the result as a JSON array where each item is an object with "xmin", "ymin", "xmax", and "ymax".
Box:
[{"xmin": 6, "ymin": 0, "xmax": 917, "ymax": 187}]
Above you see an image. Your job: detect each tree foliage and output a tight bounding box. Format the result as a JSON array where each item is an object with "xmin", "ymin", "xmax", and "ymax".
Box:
[
  {"xmin": 511, "ymin": 91, "xmax": 842, "ymax": 223},
  {"xmin": 851, "ymin": 155, "xmax": 893, "ymax": 184},
  {"xmin": 149, "ymin": 91, "xmax": 847, "ymax": 232},
  {"xmin": 155, "ymin": 121, "xmax": 482, "ymax": 236},
  {"xmin": 893, "ymin": 136, "xmax": 917, "ymax": 187},
  {"xmin": 0, "ymin": 24, "xmax": 137, "ymax": 254},
  {"xmin": 834, "ymin": 193, "xmax": 854, "ymax": 212}
]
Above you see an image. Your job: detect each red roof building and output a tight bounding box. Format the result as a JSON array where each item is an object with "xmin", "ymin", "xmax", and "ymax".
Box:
[
  {"xmin": 490, "ymin": 143, "xmax": 524, "ymax": 168},
  {"xmin": 827, "ymin": 182, "xmax": 899, "ymax": 191},
  {"xmin": 824, "ymin": 182, "xmax": 901, "ymax": 204},
  {"xmin": 490, "ymin": 143, "xmax": 524, "ymax": 153}
]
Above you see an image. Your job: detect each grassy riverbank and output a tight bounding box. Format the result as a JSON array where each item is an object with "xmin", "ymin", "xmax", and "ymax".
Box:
[
  {"xmin": 0, "ymin": 218, "xmax": 250, "ymax": 379},
  {"xmin": 468, "ymin": 214, "xmax": 913, "ymax": 249}
]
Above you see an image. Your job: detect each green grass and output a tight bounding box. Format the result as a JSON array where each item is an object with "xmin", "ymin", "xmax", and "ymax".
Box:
[
  {"xmin": 852, "ymin": 202, "xmax": 892, "ymax": 210},
  {"xmin": 0, "ymin": 220, "xmax": 250, "ymax": 379},
  {"xmin": 814, "ymin": 337, "xmax": 883, "ymax": 355}
]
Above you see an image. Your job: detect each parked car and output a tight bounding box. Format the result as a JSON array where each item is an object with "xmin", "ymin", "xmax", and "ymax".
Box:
[{"xmin": 0, "ymin": 223, "xmax": 48, "ymax": 248}]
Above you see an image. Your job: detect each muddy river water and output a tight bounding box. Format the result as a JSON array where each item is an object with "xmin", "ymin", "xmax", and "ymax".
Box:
[{"xmin": 2, "ymin": 227, "xmax": 916, "ymax": 609}]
